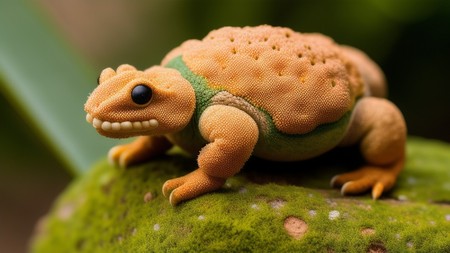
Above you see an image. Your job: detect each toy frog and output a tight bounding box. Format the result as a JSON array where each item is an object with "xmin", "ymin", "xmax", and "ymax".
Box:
[{"xmin": 84, "ymin": 25, "xmax": 406, "ymax": 205}]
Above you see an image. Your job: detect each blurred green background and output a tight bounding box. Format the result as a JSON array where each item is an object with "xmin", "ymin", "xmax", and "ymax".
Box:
[{"xmin": 1, "ymin": 0, "xmax": 449, "ymax": 252}]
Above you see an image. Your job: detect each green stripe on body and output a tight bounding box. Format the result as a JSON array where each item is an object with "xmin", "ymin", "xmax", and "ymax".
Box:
[
  {"xmin": 165, "ymin": 56, "xmax": 220, "ymax": 122},
  {"xmin": 255, "ymin": 111, "xmax": 351, "ymax": 161}
]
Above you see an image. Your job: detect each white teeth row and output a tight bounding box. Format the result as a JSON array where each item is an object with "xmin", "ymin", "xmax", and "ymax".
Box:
[{"xmin": 86, "ymin": 114, "xmax": 158, "ymax": 132}]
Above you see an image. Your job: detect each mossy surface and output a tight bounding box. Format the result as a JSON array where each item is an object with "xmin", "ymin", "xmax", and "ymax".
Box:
[{"xmin": 31, "ymin": 137, "xmax": 450, "ymax": 252}]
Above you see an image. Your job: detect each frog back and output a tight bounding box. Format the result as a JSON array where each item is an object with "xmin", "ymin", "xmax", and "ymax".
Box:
[{"xmin": 162, "ymin": 25, "xmax": 364, "ymax": 135}]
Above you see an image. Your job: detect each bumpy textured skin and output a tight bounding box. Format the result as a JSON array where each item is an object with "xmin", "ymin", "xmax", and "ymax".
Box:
[
  {"xmin": 162, "ymin": 26, "xmax": 363, "ymax": 135},
  {"xmin": 84, "ymin": 25, "xmax": 406, "ymax": 205}
]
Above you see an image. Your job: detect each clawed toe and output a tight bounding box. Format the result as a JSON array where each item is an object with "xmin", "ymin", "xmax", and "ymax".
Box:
[
  {"xmin": 331, "ymin": 166, "xmax": 398, "ymax": 200},
  {"xmin": 108, "ymin": 136, "xmax": 173, "ymax": 168},
  {"xmin": 162, "ymin": 177, "xmax": 185, "ymax": 198},
  {"xmin": 162, "ymin": 170, "xmax": 225, "ymax": 206},
  {"xmin": 108, "ymin": 144, "xmax": 146, "ymax": 168},
  {"xmin": 339, "ymin": 181, "xmax": 384, "ymax": 200},
  {"xmin": 108, "ymin": 145, "xmax": 132, "ymax": 168},
  {"xmin": 371, "ymin": 182, "xmax": 385, "ymax": 200}
]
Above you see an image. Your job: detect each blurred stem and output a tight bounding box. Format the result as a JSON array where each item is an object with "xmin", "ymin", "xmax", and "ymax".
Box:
[{"xmin": 0, "ymin": 0, "xmax": 116, "ymax": 175}]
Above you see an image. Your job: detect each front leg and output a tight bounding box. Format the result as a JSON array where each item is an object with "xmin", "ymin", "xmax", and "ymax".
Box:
[
  {"xmin": 163, "ymin": 105, "xmax": 259, "ymax": 205},
  {"xmin": 331, "ymin": 97, "xmax": 407, "ymax": 199},
  {"xmin": 108, "ymin": 135, "xmax": 173, "ymax": 168}
]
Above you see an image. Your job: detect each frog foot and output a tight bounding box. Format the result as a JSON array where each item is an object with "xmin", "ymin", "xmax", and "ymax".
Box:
[
  {"xmin": 108, "ymin": 143, "xmax": 141, "ymax": 168},
  {"xmin": 162, "ymin": 170, "xmax": 225, "ymax": 206},
  {"xmin": 330, "ymin": 164, "xmax": 401, "ymax": 200},
  {"xmin": 108, "ymin": 136, "xmax": 172, "ymax": 168}
]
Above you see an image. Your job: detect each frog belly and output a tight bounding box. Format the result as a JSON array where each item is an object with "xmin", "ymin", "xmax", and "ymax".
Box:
[{"xmin": 254, "ymin": 111, "xmax": 352, "ymax": 161}]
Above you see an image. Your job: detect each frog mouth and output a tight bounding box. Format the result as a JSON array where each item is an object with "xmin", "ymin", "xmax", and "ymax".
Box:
[{"xmin": 86, "ymin": 113, "xmax": 159, "ymax": 132}]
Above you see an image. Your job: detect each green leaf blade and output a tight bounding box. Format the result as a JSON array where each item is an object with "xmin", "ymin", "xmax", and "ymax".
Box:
[{"xmin": 0, "ymin": 0, "xmax": 116, "ymax": 175}]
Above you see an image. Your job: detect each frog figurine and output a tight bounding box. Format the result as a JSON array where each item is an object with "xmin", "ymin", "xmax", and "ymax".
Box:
[{"xmin": 84, "ymin": 25, "xmax": 406, "ymax": 205}]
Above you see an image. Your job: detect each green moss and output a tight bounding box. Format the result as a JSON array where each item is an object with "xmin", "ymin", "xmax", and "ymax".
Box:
[{"xmin": 31, "ymin": 137, "xmax": 450, "ymax": 252}]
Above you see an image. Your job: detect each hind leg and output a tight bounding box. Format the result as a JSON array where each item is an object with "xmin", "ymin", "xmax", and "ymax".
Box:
[{"xmin": 331, "ymin": 97, "xmax": 406, "ymax": 199}]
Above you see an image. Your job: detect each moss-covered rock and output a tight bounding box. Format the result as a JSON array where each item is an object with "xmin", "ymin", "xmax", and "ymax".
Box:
[{"xmin": 31, "ymin": 137, "xmax": 450, "ymax": 252}]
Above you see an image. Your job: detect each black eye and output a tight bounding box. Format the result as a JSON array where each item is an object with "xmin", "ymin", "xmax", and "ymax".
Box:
[
  {"xmin": 131, "ymin": 85, "xmax": 152, "ymax": 105},
  {"xmin": 96, "ymin": 76, "xmax": 100, "ymax": 85}
]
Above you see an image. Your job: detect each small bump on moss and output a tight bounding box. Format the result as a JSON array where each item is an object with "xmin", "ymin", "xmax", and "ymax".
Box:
[
  {"xmin": 367, "ymin": 242, "xmax": 387, "ymax": 253},
  {"xmin": 361, "ymin": 228, "xmax": 375, "ymax": 236},
  {"xmin": 284, "ymin": 216, "xmax": 308, "ymax": 239},
  {"xmin": 143, "ymin": 192, "xmax": 154, "ymax": 203}
]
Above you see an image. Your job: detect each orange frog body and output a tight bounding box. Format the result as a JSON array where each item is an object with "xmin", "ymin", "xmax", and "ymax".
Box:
[{"xmin": 84, "ymin": 26, "xmax": 406, "ymax": 205}]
